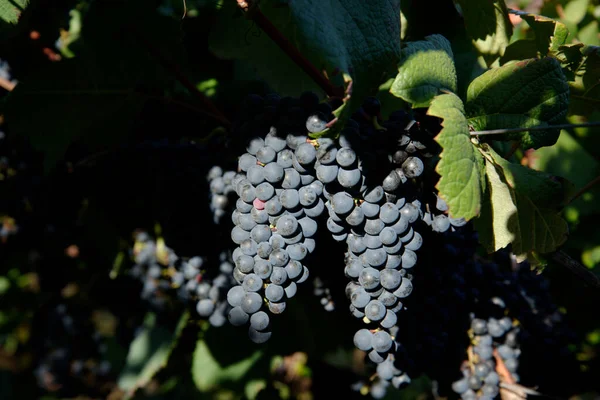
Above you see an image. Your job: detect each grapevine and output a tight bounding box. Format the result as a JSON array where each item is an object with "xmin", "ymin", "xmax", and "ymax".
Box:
[{"xmin": 1, "ymin": 1, "xmax": 600, "ymax": 399}]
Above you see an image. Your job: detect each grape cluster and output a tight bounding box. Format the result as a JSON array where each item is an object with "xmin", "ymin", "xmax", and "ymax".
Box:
[
  {"xmin": 32, "ymin": 304, "xmax": 113, "ymax": 396},
  {"xmin": 129, "ymin": 231, "xmax": 239, "ymax": 326},
  {"xmin": 451, "ymin": 304, "xmax": 521, "ymax": 400},
  {"xmin": 207, "ymin": 166, "xmax": 240, "ymax": 224},
  {"xmin": 226, "ymin": 127, "xmax": 324, "ymax": 343}
]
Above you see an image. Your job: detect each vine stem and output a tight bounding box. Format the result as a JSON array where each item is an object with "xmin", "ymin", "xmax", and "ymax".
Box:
[
  {"xmin": 550, "ymin": 250, "xmax": 600, "ymax": 288},
  {"xmin": 566, "ymin": 174, "xmax": 600, "ymax": 206},
  {"xmin": 125, "ymin": 24, "xmax": 232, "ymax": 128},
  {"xmin": 470, "ymin": 121, "xmax": 600, "ymax": 136},
  {"xmin": 236, "ymin": 0, "xmax": 343, "ymax": 98}
]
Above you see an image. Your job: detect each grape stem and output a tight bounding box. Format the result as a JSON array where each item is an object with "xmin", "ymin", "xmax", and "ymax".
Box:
[
  {"xmin": 470, "ymin": 121, "xmax": 600, "ymax": 136},
  {"xmin": 493, "ymin": 348, "xmax": 515, "ymax": 385},
  {"xmin": 124, "ymin": 24, "xmax": 232, "ymax": 128},
  {"xmin": 236, "ymin": 0, "xmax": 344, "ymax": 98}
]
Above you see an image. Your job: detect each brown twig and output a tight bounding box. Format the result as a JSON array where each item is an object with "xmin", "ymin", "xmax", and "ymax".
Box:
[
  {"xmin": 0, "ymin": 77, "xmax": 17, "ymax": 91},
  {"xmin": 125, "ymin": 24, "xmax": 231, "ymax": 128},
  {"xmin": 550, "ymin": 250, "xmax": 600, "ymax": 289},
  {"xmin": 565, "ymin": 174, "xmax": 600, "ymax": 206},
  {"xmin": 493, "ymin": 348, "xmax": 516, "ymax": 385},
  {"xmin": 236, "ymin": 0, "xmax": 343, "ymax": 98}
]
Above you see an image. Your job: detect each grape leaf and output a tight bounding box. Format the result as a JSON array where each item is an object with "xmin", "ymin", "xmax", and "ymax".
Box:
[
  {"xmin": 192, "ymin": 338, "xmax": 263, "ymax": 392},
  {"xmin": 454, "ymin": 0, "xmax": 497, "ymax": 41},
  {"xmin": 427, "ymin": 92, "xmax": 484, "ymax": 221},
  {"xmin": 567, "ymin": 46, "xmax": 600, "ymax": 115},
  {"xmin": 563, "ymin": 0, "xmax": 589, "ymax": 24},
  {"xmin": 471, "ymin": 0, "xmax": 512, "ymax": 66},
  {"xmin": 474, "ymin": 144, "xmax": 569, "ymax": 263},
  {"xmin": 118, "ymin": 311, "xmax": 189, "ymax": 396},
  {"xmin": 509, "ymin": 10, "xmax": 569, "ymax": 56},
  {"xmin": 390, "ymin": 34, "xmax": 457, "ymax": 108},
  {"xmin": 0, "ymin": 0, "xmax": 28, "ymax": 25},
  {"xmin": 208, "ymin": 0, "xmax": 324, "ymax": 97},
  {"xmin": 465, "ymin": 57, "xmax": 570, "ymax": 149},
  {"xmin": 210, "ymin": 0, "xmax": 402, "ymax": 129},
  {"xmin": 529, "ymin": 129, "xmax": 597, "ymax": 218}
]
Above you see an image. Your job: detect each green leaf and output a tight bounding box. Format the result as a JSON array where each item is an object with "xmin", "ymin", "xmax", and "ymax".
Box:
[
  {"xmin": 510, "ymin": 10, "xmax": 570, "ymax": 56},
  {"xmin": 428, "ymin": 92, "xmax": 484, "ymax": 221},
  {"xmin": 208, "ymin": 0, "xmax": 324, "ymax": 97},
  {"xmin": 566, "ymin": 46, "xmax": 600, "ymax": 115},
  {"xmin": 0, "ymin": 0, "xmax": 28, "ymax": 25},
  {"xmin": 529, "ymin": 129, "xmax": 599, "ymax": 218},
  {"xmin": 466, "ymin": 57, "xmax": 570, "ymax": 149},
  {"xmin": 287, "ymin": 0, "xmax": 402, "ymax": 132},
  {"xmin": 500, "ymin": 39, "xmax": 539, "ymax": 64},
  {"xmin": 390, "ymin": 35, "xmax": 457, "ymax": 108},
  {"xmin": 471, "ymin": 0, "xmax": 513, "ymax": 66},
  {"xmin": 454, "ymin": 0, "xmax": 497, "ymax": 41},
  {"xmin": 474, "ymin": 144, "xmax": 569, "ymax": 263},
  {"xmin": 578, "ymin": 20, "xmax": 600, "ymax": 47},
  {"xmin": 118, "ymin": 311, "xmax": 189, "ymax": 396},
  {"xmin": 210, "ymin": 0, "xmax": 402, "ymax": 128},
  {"xmin": 192, "ymin": 338, "xmax": 263, "ymax": 392},
  {"xmin": 563, "ymin": 0, "xmax": 590, "ymax": 24}
]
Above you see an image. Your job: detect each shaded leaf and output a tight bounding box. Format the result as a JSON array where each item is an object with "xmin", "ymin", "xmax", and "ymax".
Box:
[
  {"xmin": 466, "ymin": 57, "xmax": 570, "ymax": 149},
  {"xmin": 390, "ymin": 34, "xmax": 457, "ymax": 108},
  {"xmin": 192, "ymin": 337, "xmax": 263, "ymax": 392},
  {"xmin": 118, "ymin": 311, "xmax": 189, "ymax": 396},
  {"xmin": 500, "ymin": 39, "xmax": 539, "ymax": 64},
  {"xmin": 428, "ymin": 92, "xmax": 484, "ymax": 220},
  {"xmin": 472, "ymin": 0, "xmax": 513, "ymax": 65},
  {"xmin": 454, "ymin": 0, "xmax": 497, "ymax": 40},
  {"xmin": 210, "ymin": 0, "xmax": 402, "ymax": 130},
  {"xmin": 565, "ymin": 45, "xmax": 600, "ymax": 115},
  {"xmin": 475, "ymin": 144, "xmax": 569, "ymax": 264},
  {"xmin": 509, "ymin": 10, "xmax": 570, "ymax": 56}
]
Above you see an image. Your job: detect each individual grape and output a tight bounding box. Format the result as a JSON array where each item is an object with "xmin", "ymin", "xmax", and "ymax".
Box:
[
  {"xmin": 372, "ymin": 330, "xmax": 393, "ymax": 353},
  {"xmin": 269, "ymin": 249, "xmax": 289, "ymax": 267},
  {"xmin": 275, "ymin": 215, "xmax": 299, "ymax": 237},
  {"xmin": 248, "ymin": 327, "xmax": 272, "ymax": 343},
  {"xmin": 336, "ymin": 147, "xmax": 357, "ymax": 167},
  {"xmin": 196, "ymin": 299, "xmax": 215, "ymax": 317},
  {"xmin": 380, "ymin": 269, "xmax": 402, "ymax": 290},
  {"xmin": 338, "ymin": 167, "xmax": 362, "ymax": 188},
  {"xmin": 379, "ymin": 203, "xmax": 400, "ymax": 224},
  {"xmin": 279, "ymin": 189, "xmax": 300, "ymax": 209},
  {"xmin": 241, "ymin": 292, "xmax": 263, "ymax": 314},
  {"xmin": 365, "ymin": 300, "xmax": 386, "ymax": 322},
  {"xmin": 306, "ymin": 114, "xmax": 327, "ymax": 133},
  {"xmin": 265, "ymin": 284, "xmax": 284, "ymax": 302},
  {"xmin": 359, "ymin": 268, "xmax": 381, "ymax": 290},
  {"xmin": 256, "ymin": 146, "xmax": 276, "ymax": 164},
  {"xmin": 295, "ymin": 142, "xmax": 317, "ymax": 165},
  {"xmin": 354, "ymin": 329, "xmax": 373, "ymax": 351},
  {"xmin": 254, "ymin": 259, "xmax": 272, "ymax": 279},
  {"xmin": 228, "ymin": 307, "xmax": 250, "ymax": 326},
  {"xmin": 242, "ymin": 274, "xmax": 263, "ymax": 292},
  {"xmin": 250, "ymin": 311, "xmax": 270, "ymax": 331},
  {"xmin": 402, "ymin": 156, "xmax": 424, "ymax": 178},
  {"xmin": 331, "ymin": 192, "xmax": 355, "ymax": 215},
  {"xmin": 263, "ymin": 162, "xmax": 284, "ymax": 183},
  {"xmin": 270, "ymin": 266, "xmax": 288, "ymax": 285}
]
